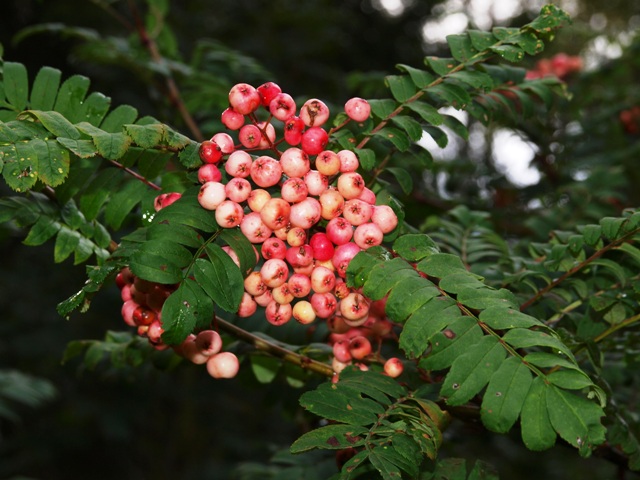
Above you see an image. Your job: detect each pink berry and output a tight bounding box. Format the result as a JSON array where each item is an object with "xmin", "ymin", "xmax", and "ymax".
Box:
[
  {"xmin": 319, "ymin": 188, "xmax": 345, "ymax": 220},
  {"xmin": 353, "ymin": 222, "xmax": 384, "ymax": 249},
  {"xmin": 326, "ymin": 217, "xmax": 354, "ymax": 245},
  {"xmin": 198, "ymin": 163, "xmax": 223, "ymax": 183},
  {"xmin": 289, "ymin": 197, "xmax": 321, "ymax": 229},
  {"xmin": 195, "ymin": 330, "xmax": 223, "ymax": 356},
  {"xmin": 228, "ymin": 83, "xmax": 261, "ymax": 115},
  {"xmin": 340, "ymin": 292, "xmax": 370, "ymax": 322},
  {"xmin": 247, "ymin": 188, "xmax": 271, "ymax": 212},
  {"xmin": 293, "ymin": 300, "xmax": 316, "ymax": 325},
  {"xmin": 244, "ymin": 271, "xmax": 268, "ymax": 297},
  {"xmin": 337, "ymin": 172, "xmax": 365, "ymax": 200},
  {"xmin": 225, "ymin": 177, "xmax": 252, "ymax": 203},
  {"xmin": 239, "ymin": 124, "xmax": 262, "ymax": 149},
  {"xmin": 371, "ymin": 205, "xmax": 399, "ymax": 234},
  {"xmin": 333, "ymin": 340, "xmax": 353, "ymax": 363},
  {"xmin": 272, "ymin": 283, "xmax": 295, "ymax": 305},
  {"xmin": 344, "ymin": 97, "xmax": 371, "ymax": 122},
  {"xmin": 285, "ymin": 244, "xmax": 314, "ymax": 269},
  {"xmin": 206, "ymin": 351, "xmax": 240, "ymax": 379},
  {"xmin": 316, "ymin": 150, "xmax": 341, "ymax": 176},
  {"xmin": 304, "ymin": 170, "xmax": 329, "ymax": 196},
  {"xmin": 250, "ymin": 156, "xmax": 283, "ymax": 188},
  {"xmin": 257, "ymin": 82, "xmax": 282, "ymax": 107},
  {"xmin": 269, "ymin": 93, "xmax": 297, "ymax": 121},
  {"xmin": 300, "ymin": 126, "xmax": 329, "ymax": 156},
  {"xmin": 383, "ymin": 357, "xmax": 404, "ymax": 378},
  {"xmin": 261, "ymin": 237, "xmax": 287, "ymax": 260},
  {"xmin": 221, "ymin": 107, "xmax": 245, "ymax": 130},
  {"xmin": 286, "ymin": 226, "xmax": 307, "ymax": 247},
  {"xmin": 256, "ymin": 121, "xmax": 276, "ymax": 149},
  {"xmin": 225, "ymin": 150, "xmax": 253, "ymax": 178},
  {"xmin": 198, "ymin": 181, "xmax": 227, "ymax": 210},
  {"xmin": 310, "ymin": 265, "xmax": 336, "ymax": 294},
  {"xmin": 310, "ymin": 292, "xmax": 338, "ymax": 319},
  {"xmin": 211, "ymin": 132, "xmax": 235, "ymax": 154},
  {"xmin": 281, "ymin": 177, "xmax": 309, "ymax": 204},
  {"xmin": 280, "ymin": 147, "xmax": 310, "ymax": 178},
  {"xmin": 309, "ymin": 232, "xmax": 335, "ymax": 261},
  {"xmin": 349, "ymin": 335, "xmax": 372, "ymax": 360},
  {"xmin": 199, "ymin": 140, "xmax": 223, "ymax": 164},
  {"xmin": 214, "ymin": 200, "xmax": 244, "ymax": 228},
  {"xmin": 284, "ymin": 116, "xmax": 305, "ymax": 145},
  {"xmin": 260, "ymin": 198, "xmax": 291, "ymax": 230},
  {"xmin": 265, "ymin": 301, "xmax": 293, "ymax": 326},
  {"xmin": 300, "ymin": 98, "xmax": 330, "ymax": 127},
  {"xmin": 237, "ymin": 292, "xmax": 258, "ymax": 318},
  {"xmin": 332, "ymin": 242, "xmax": 361, "ymax": 277},
  {"xmin": 342, "ymin": 199, "xmax": 373, "ymax": 226},
  {"xmin": 338, "ymin": 150, "xmax": 360, "ymax": 173},
  {"xmin": 260, "ymin": 258, "xmax": 289, "ymax": 288},
  {"xmin": 240, "ymin": 212, "xmax": 272, "ymax": 243},
  {"xmin": 288, "ymin": 273, "xmax": 312, "ymax": 298}
]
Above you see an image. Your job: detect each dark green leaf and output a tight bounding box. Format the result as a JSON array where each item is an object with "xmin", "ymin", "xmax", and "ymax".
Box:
[
  {"xmin": 79, "ymin": 91, "xmax": 112, "ymax": 127},
  {"xmin": 385, "ymin": 277, "xmax": 440, "ymax": 324},
  {"xmin": 405, "ymin": 102, "xmax": 443, "ymax": 125},
  {"xmin": 395, "ymin": 64, "xmax": 436, "ymax": 88},
  {"xmin": 424, "ymin": 57, "xmax": 457, "ymax": 76},
  {"xmin": 467, "ymin": 30, "xmax": 498, "ymax": 51},
  {"xmin": 100, "ymin": 104, "xmax": 138, "ymax": 133},
  {"xmin": 417, "ymin": 253, "xmax": 467, "ymax": 278},
  {"xmin": 54, "ymin": 228, "xmax": 80, "ymax": 263},
  {"xmin": 419, "ymin": 316, "xmax": 482, "ymax": 370},
  {"xmin": 56, "ymin": 138, "xmax": 98, "ymax": 158},
  {"xmin": 392, "ymin": 233, "xmax": 439, "ymax": 261},
  {"xmin": 29, "ymin": 66, "xmax": 61, "ymax": 111},
  {"xmin": 390, "ymin": 115, "xmax": 423, "ymax": 141},
  {"xmin": 446, "ymin": 34, "xmax": 478, "ymax": 62},
  {"xmin": 385, "ymin": 167, "xmax": 413, "ymax": 195},
  {"xmin": 53, "ymin": 75, "xmax": 90, "ymax": 123},
  {"xmin": 178, "ymin": 142, "xmax": 201, "ymax": 169},
  {"xmin": 30, "ymin": 138, "xmax": 70, "ymax": 187},
  {"xmin": 161, "ymin": 278, "xmax": 213, "ymax": 345},
  {"xmin": 103, "ymin": 179, "xmax": 147, "ymax": 229},
  {"xmin": 354, "ymin": 148, "xmax": 376, "ymax": 171},
  {"xmin": 502, "ymin": 328, "xmax": 575, "ymax": 361},
  {"xmin": 385, "ymin": 75, "xmax": 418, "ymax": 103},
  {"xmin": 194, "ymin": 244, "xmax": 244, "ymax": 313},
  {"xmin": 481, "ymin": 357, "xmax": 532, "ymax": 433},
  {"xmin": 448, "ymin": 70, "xmax": 494, "ymax": 90},
  {"xmin": 290, "ymin": 424, "xmax": 367, "ymax": 452},
  {"xmin": 369, "ymin": 99, "xmax": 398, "ymax": 119},
  {"xmin": 429, "ymin": 83, "xmax": 471, "ymax": 108},
  {"xmin": 440, "ymin": 335, "xmax": 506, "ymax": 405},
  {"xmin": 374, "ymin": 127, "xmax": 411, "ymax": 151},
  {"xmin": 125, "ymin": 123, "xmax": 164, "ymax": 149},
  {"xmin": 479, "ymin": 306, "xmax": 545, "ymax": 330},
  {"xmin": 3, "ymin": 62, "xmax": 29, "ymax": 111},
  {"xmin": 21, "ymin": 110, "xmax": 79, "ymax": 139},
  {"xmin": 520, "ymin": 377, "xmax": 556, "ymax": 451},
  {"xmin": 399, "ymin": 297, "xmax": 462, "ymax": 358},
  {"xmin": 219, "ymin": 227, "xmax": 258, "ymax": 276},
  {"xmin": 362, "ymin": 257, "xmax": 419, "ymax": 301},
  {"xmin": 23, "ymin": 215, "xmax": 60, "ymax": 246}
]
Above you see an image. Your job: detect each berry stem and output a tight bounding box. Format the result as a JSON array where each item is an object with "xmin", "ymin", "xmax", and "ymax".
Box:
[{"xmin": 214, "ymin": 315, "xmax": 334, "ymax": 377}]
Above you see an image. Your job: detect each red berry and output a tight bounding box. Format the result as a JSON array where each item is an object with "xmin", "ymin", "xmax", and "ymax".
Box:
[
  {"xmin": 199, "ymin": 140, "xmax": 223, "ymax": 164},
  {"xmin": 300, "ymin": 127, "xmax": 329, "ymax": 156}
]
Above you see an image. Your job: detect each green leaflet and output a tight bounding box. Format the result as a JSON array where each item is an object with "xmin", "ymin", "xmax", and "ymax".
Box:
[
  {"xmin": 440, "ymin": 335, "xmax": 506, "ymax": 406},
  {"xmin": 160, "ymin": 278, "xmax": 214, "ymax": 345},
  {"xmin": 392, "ymin": 233, "xmax": 440, "ymax": 262},
  {"xmin": 385, "ymin": 276, "xmax": 440, "ymax": 323},
  {"xmin": 400, "ymin": 297, "xmax": 461, "ymax": 358},
  {"xmin": 29, "ymin": 66, "xmax": 62, "ymax": 111},
  {"xmin": 290, "ymin": 424, "xmax": 367, "ymax": 452},
  {"xmin": 481, "ymin": 357, "xmax": 533, "ymax": 433},
  {"xmin": 3, "ymin": 62, "xmax": 29, "ymax": 111},
  {"xmin": 194, "ymin": 243, "xmax": 245, "ymax": 313},
  {"xmin": 520, "ymin": 377, "xmax": 557, "ymax": 451}
]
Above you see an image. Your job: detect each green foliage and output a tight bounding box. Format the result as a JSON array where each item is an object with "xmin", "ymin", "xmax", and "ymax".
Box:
[
  {"xmin": 1, "ymin": 2, "xmax": 639, "ymax": 480},
  {"xmin": 0, "ymin": 369, "xmax": 56, "ymax": 422}
]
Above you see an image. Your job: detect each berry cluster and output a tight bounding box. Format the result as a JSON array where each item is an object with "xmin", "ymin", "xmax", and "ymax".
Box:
[
  {"xmin": 525, "ymin": 53, "xmax": 582, "ymax": 80},
  {"xmin": 116, "ymin": 267, "xmax": 240, "ymax": 378},
  {"xmin": 119, "ymin": 81, "xmax": 404, "ymax": 379},
  {"xmin": 619, "ymin": 106, "xmax": 640, "ymax": 135}
]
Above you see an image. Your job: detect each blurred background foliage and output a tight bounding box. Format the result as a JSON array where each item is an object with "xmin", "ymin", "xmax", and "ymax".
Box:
[{"xmin": 1, "ymin": 0, "xmax": 639, "ymax": 478}]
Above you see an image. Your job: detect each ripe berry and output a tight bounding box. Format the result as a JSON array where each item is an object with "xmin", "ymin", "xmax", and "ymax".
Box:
[
  {"xmin": 300, "ymin": 127, "xmax": 329, "ymax": 156},
  {"xmin": 199, "ymin": 140, "xmax": 223, "ymax": 164},
  {"xmin": 269, "ymin": 93, "xmax": 297, "ymax": 121},
  {"xmin": 206, "ymin": 352, "xmax": 240, "ymax": 379},
  {"xmin": 300, "ymin": 98, "xmax": 330, "ymax": 127},
  {"xmin": 257, "ymin": 82, "xmax": 282, "ymax": 107},
  {"xmin": 284, "ymin": 116, "xmax": 305, "ymax": 145},
  {"xmin": 344, "ymin": 97, "xmax": 371, "ymax": 122},
  {"xmin": 383, "ymin": 357, "xmax": 404, "ymax": 378},
  {"xmin": 228, "ymin": 83, "xmax": 261, "ymax": 115},
  {"xmin": 221, "ymin": 107, "xmax": 245, "ymax": 130}
]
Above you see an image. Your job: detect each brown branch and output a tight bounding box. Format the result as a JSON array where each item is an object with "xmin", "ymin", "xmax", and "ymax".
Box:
[
  {"xmin": 214, "ymin": 315, "xmax": 335, "ymax": 378},
  {"xmin": 127, "ymin": 0, "xmax": 204, "ymax": 142},
  {"xmin": 519, "ymin": 228, "xmax": 640, "ymax": 312}
]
